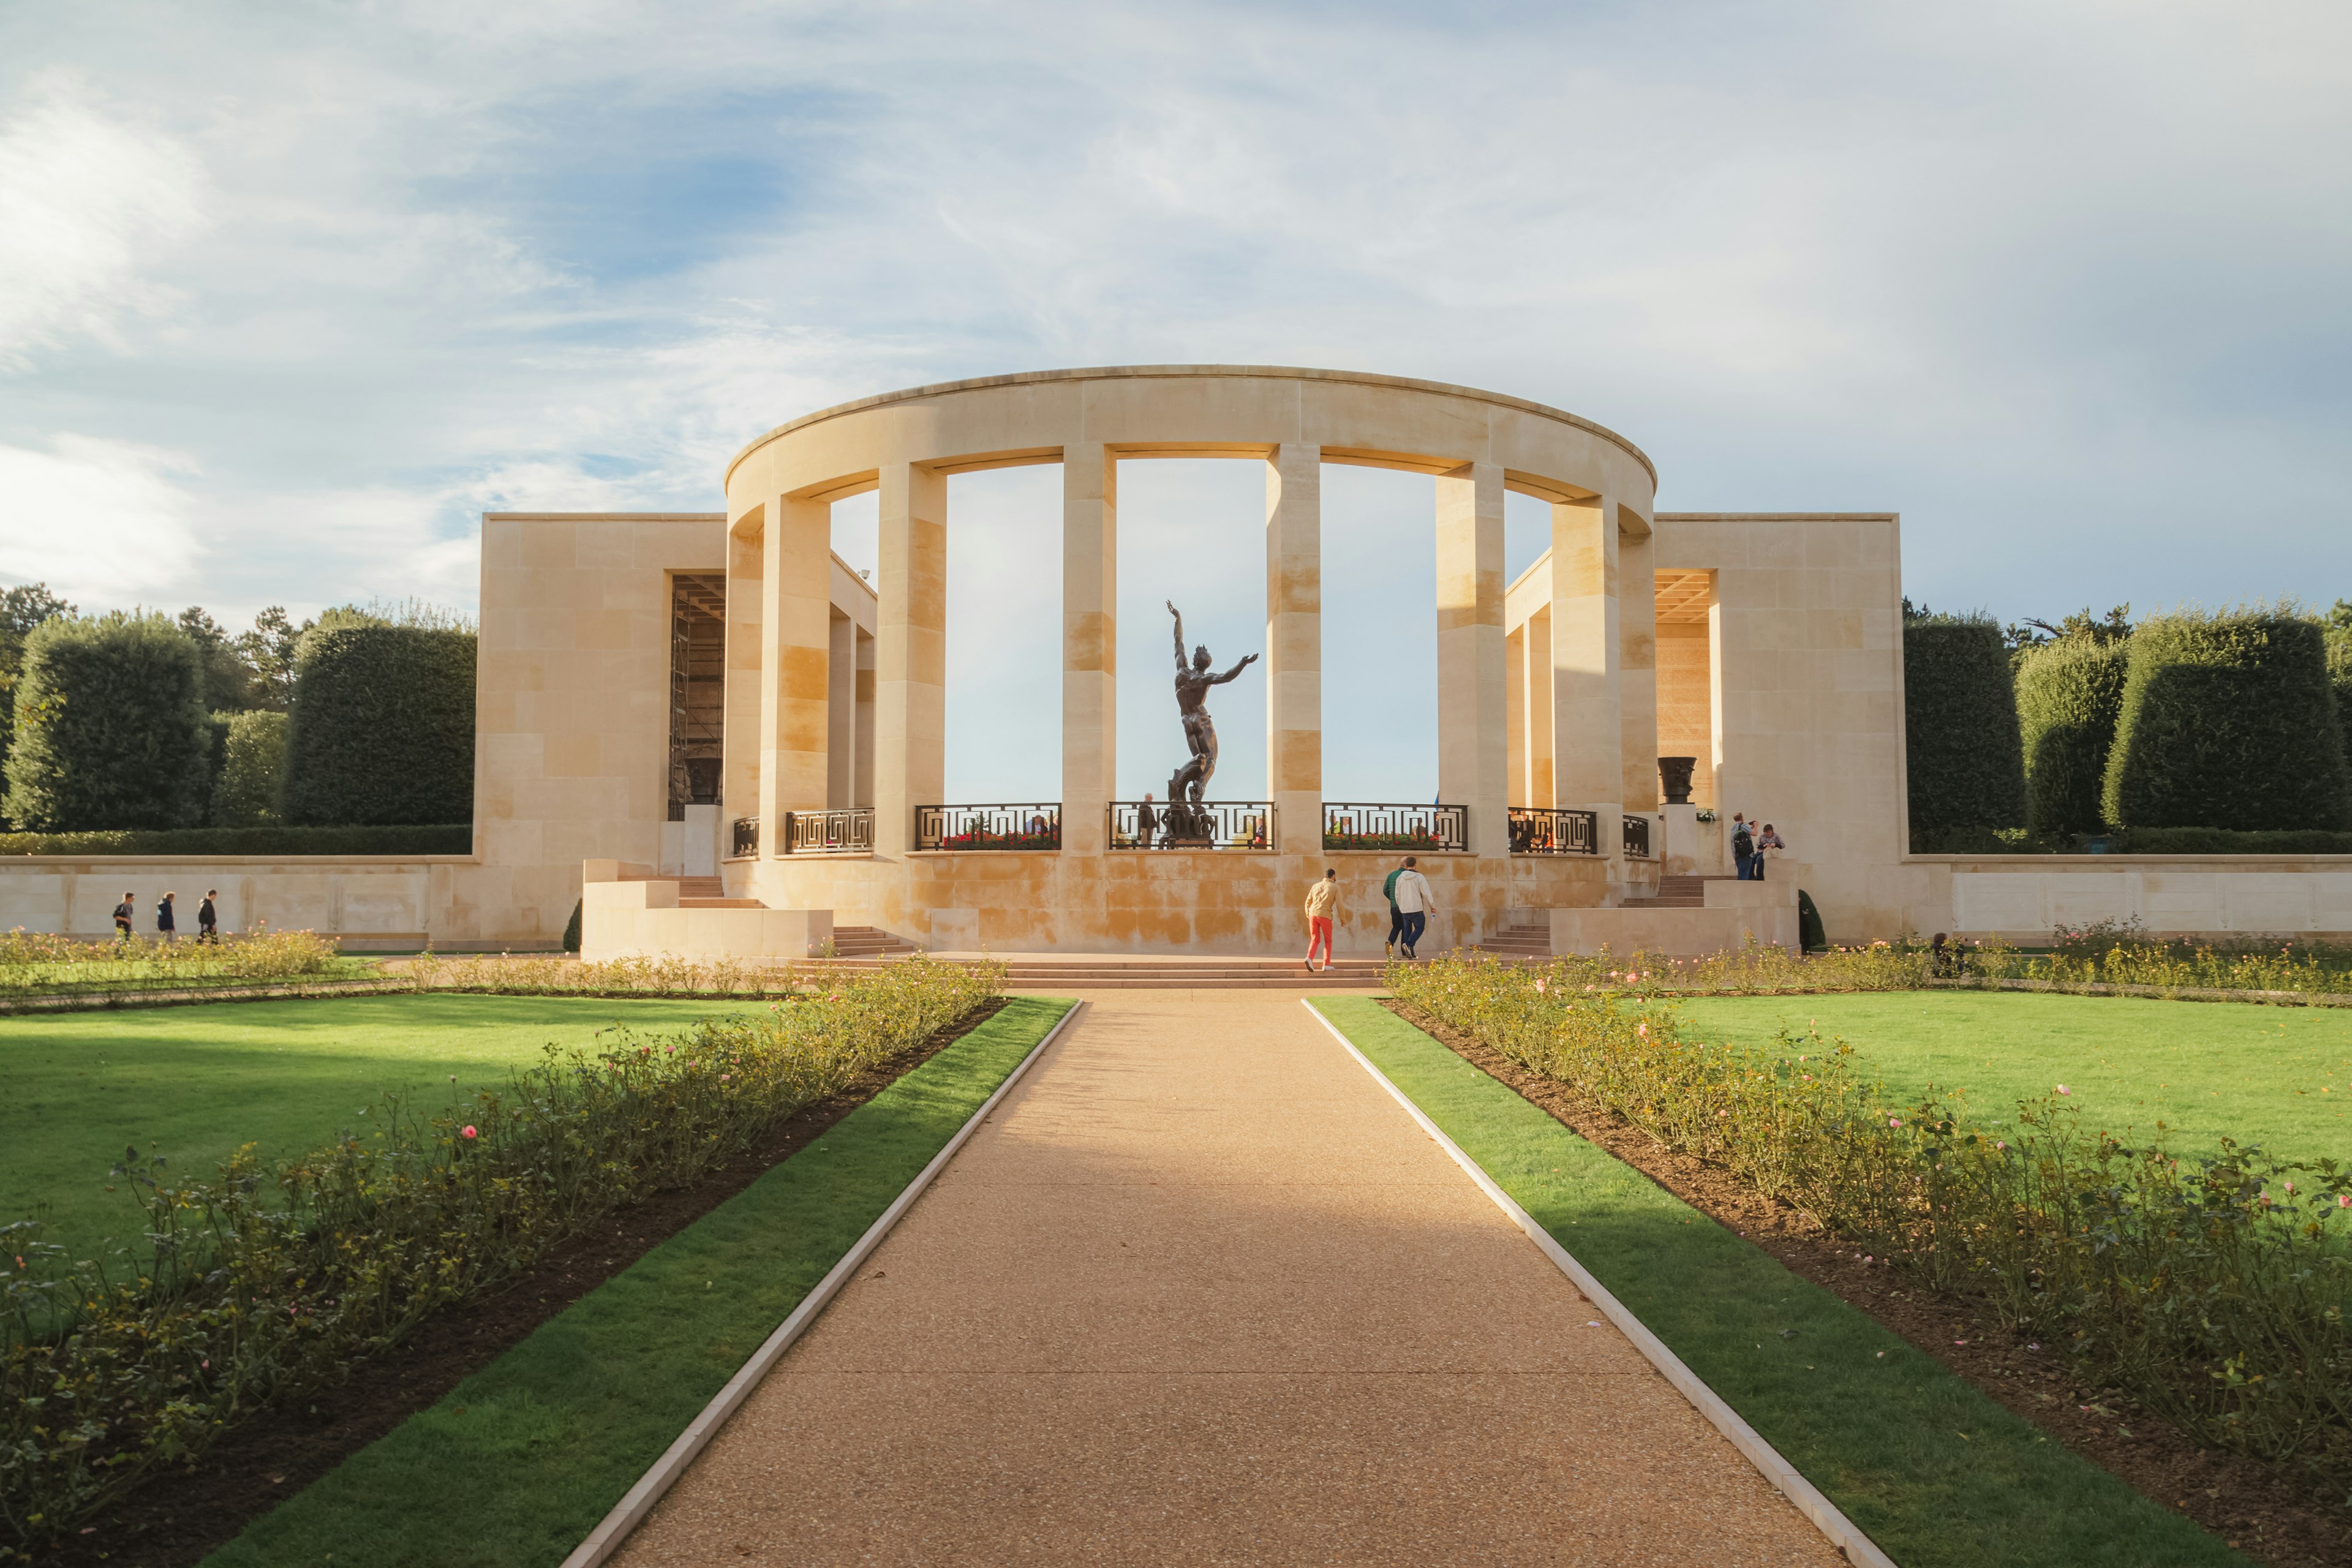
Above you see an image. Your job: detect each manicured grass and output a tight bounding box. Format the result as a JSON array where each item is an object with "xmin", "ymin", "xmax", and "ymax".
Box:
[
  {"xmin": 1, "ymin": 994, "xmax": 765, "ymax": 1248},
  {"xmin": 1675, "ymin": 990, "xmax": 2352, "ymax": 1159},
  {"xmin": 202, "ymin": 995, "xmax": 1074, "ymax": 1568},
  {"xmin": 1312, "ymin": 996, "xmax": 2247, "ymax": 1568}
]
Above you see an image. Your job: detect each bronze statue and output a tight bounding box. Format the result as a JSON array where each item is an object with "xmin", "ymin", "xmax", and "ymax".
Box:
[{"xmin": 1163, "ymin": 601, "xmax": 1256, "ymax": 841}]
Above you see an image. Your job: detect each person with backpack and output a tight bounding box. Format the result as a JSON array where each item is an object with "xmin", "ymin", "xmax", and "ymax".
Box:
[
  {"xmin": 198, "ymin": 889, "xmax": 220, "ymax": 944},
  {"xmin": 1392, "ymin": 857, "xmax": 1436, "ymax": 959},
  {"xmin": 1731, "ymin": 813, "xmax": 1756, "ymax": 880},
  {"xmin": 113, "ymin": 891, "xmax": 135, "ymax": 943},
  {"xmin": 156, "ymin": 892, "xmax": 178, "ymax": 943}
]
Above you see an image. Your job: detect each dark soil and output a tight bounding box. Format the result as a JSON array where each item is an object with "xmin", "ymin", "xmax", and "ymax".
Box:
[
  {"xmin": 42, "ymin": 997, "xmax": 1009, "ymax": 1568},
  {"xmin": 1383, "ymin": 998, "xmax": 2352, "ymax": 1568}
]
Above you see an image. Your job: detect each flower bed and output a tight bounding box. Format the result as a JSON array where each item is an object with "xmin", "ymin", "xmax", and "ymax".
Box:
[
  {"xmin": 0, "ymin": 957, "xmax": 1001, "ymax": 1553},
  {"xmin": 0, "ymin": 928, "xmax": 355, "ymax": 997},
  {"xmin": 406, "ymin": 949, "xmax": 821, "ymax": 997},
  {"xmin": 1389, "ymin": 954, "xmax": 2352, "ymax": 1492}
]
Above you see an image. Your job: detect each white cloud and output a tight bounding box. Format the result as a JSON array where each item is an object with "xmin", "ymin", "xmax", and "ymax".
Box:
[
  {"xmin": 0, "ymin": 69, "xmax": 208, "ymax": 366},
  {"xmin": 0, "ymin": 434, "xmax": 202, "ymax": 602}
]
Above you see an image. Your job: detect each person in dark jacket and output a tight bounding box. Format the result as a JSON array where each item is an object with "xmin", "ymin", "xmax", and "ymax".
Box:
[
  {"xmin": 156, "ymin": 892, "xmax": 178, "ymax": 943},
  {"xmin": 198, "ymin": 889, "xmax": 220, "ymax": 944},
  {"xmin": 114, "ymin": 891, "xmax": 135, "ymax": 943}
]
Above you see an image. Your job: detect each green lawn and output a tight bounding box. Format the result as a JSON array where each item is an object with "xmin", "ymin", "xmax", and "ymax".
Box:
[
  {"xmin": 1, "ymin": 994, "xmax": 763, "ymax": 1248},
  {"xmin": 202, "ymin": 995, "xmax": 1074, "ymax": 1568},
  {"xmin": 1313, "ymin": 997, "xmax": 2245, "ymax": 1568},
  {"xmin": 1675, "ymin": 990, "xmax": 2352, "ymax": 1160}
]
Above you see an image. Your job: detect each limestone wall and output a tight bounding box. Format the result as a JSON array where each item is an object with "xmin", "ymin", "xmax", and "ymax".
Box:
[{"xmin": 0, "ymin": 858, "xmax": 470, "ymax": 948}]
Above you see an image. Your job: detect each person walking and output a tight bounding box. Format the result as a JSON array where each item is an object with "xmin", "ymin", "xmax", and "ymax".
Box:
[
  {"xmin": 1303, "ymin": 868, "xmax": 1339, "ymax": 973},
  {"xmin": 197, "ymin": 889, "xmax": 220, "ymax": 944},
  {"xmin": 113, "ymin": 891, "xmax": 135, "ymax": 944},
  {"xmin": 156, "ymin": 892, "xmax": 178, "ymax": 944},
  {"xmin": 1382, "ymin": 856, "xmax": 1409, "ymax": 958},
  {"xmin": 1392, "ymin": 856, "xmax": 1435, "ymax": 959},
  {"xmin": 1754, "ymin": 822, "xmax": 1786, "ymax": 881},
  {"xmin": 1730, "ymin": 813, "xmax": 1756, "ymax": 880}
]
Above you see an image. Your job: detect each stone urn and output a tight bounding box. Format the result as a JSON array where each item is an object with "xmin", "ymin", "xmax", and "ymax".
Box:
[{"xmin": 1657, "ymin": 756, "xmax": 1698, "ymax": 805}]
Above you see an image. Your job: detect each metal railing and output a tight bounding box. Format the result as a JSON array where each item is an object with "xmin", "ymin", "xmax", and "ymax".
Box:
[
  {"xmin": 783, "ymin": 807, "xmax": 875, "ymax": 853},
  {"xmin": 1322, "ymin": 802, "xmax": 1469, "ymax": 853},
  {"xmin": 1508, "ymin": 807, "xmax": 1599, "ymax": 855},
  {"xmin": 1109, "ymin": 800, "xmax": 1274, "ymax": 850},
  {"xmin": 915, "ymin": 803, "xmax": 1061, "ymax": 852},
  {"xmin": 729, "ymin": 816, "xmax": 759, "ymax": 858},
  {"xmin": 1624, "ymin": 813, "xmax": 1655, "ymax": 859}
]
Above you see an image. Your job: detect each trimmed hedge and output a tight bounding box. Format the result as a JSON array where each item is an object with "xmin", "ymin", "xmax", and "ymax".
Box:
[
  {"xmin": 0, "ymin": 824, "xmax": 469, "ymax": 858},
  {"xmin": 1909, "ymin": 824, "xmax": 2352, "ymax": 856},
  {"xmin": 282, "ymin": 625, "xmax": 475, "ymax": 827},
  {"xmin": 2103, "ymin": 611, "xmax": 2352, "ymax": 831},
  {"xmin": 2016, "ymin": 638, "xmax": 2128, "ymax": 839},
  {"xmin": 1903, "ymin": 617, "xmax": 2027, "ymax": 837},
  {"xmin": 3, "ymin": 614, "xmax": 211, "ymax": 832}
]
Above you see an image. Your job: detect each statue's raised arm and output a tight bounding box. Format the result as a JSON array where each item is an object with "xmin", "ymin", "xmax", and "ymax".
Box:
[
  {"xmin": 1167, "ymin": 601, "xmax": 1187, "ymax": 673},
  {"xmin": 1208, "ymin": 652, "xmax": 1258, "ymax": 685}
]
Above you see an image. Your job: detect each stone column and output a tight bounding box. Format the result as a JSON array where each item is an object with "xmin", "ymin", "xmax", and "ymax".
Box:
[
  {"xmin": 1264, "ymin": 443, "xmax": 1321, "ymax": 853},
  {"xmin": 876, "ymin": 462, "xmax": 946, "ymax": 857},
  {"xmin": 760, "ymin": 493, "xmax": 833, "ymax": 857},
  {"xmin": 1505, "ymin": 624, "xmax": 1526, "ymax": 809},
  {"xmin": 1061, "ymin": 443, "xmax": 1117, "ymax": 856},
  {"xmin": 1435, "ymin": 462, "xmax": 1507, "ymax": 856},
  {"xmin": 1619, "ymin": 524, "xmax": 1659, "ymax": 813},
  {"xmin": 721, "ymin": 515, "xmax": 764, "ymax": 843},
  {"xmin": 827, "ymin": 611, "xmax": 856, "ymax": 810},
  {"xmin": 854, "ymin": 628, "xmax": 876, "ymax": 810},
  {"xmin": 1526, "ymin": 605, "xmax": 1555, "ymax": 808},
  {"xmin": 1551, "ymin": 497, "xmax": 1623, "ymax": 873}
]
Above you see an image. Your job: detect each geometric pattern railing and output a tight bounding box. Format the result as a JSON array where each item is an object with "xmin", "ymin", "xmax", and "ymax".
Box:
[
  {"xmin": 1507, "ymin": 806, "xmax": 1598, "ymax": 856},
  {"xmin": 1322, "ymin": 802, "xmax": 1469, "ymax": 853},
  {"xmin": 1109, "ymin": 800, "xmax": 1274, "ymax": 850},
  {"xmin": 915, "ymin": 803, "xmax": 1061, "ymax": 852},
  {"xmin": 1623, "ymin": 812, "xmax": 1654, "ymax": 859},
  {"xmin": 783, "ymin": 807, "xmax": 874, "ymax": 853},
  {"xmin": 729, "ymin": 815, "xmax": 759, "ymax": 858}
]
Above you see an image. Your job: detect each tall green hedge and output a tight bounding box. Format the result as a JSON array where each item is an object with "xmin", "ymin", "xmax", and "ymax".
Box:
[
  {"xmin": 0, "ymin": 823, "xmax": 470, "ymax": 856},
  {"xmin": 2102, "ymin": 610, "xmax": 2352, "ymax": 831},
  {"xmin": 3, "ymin": 614, "xmax": 211, "ymax": 831},
  {"xmin": 1904, "ymin": 616, "xmax": 2027, "ymax": 838},
  {"xmin": 2016, "ymin": 638, "xmax": 2130, "ymax": 838},
  {"xmin": 282, "ymin": 625, "xmax": 476, "ymax": 826}
]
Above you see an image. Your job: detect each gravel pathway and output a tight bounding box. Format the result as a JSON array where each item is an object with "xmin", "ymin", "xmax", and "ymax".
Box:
[{"xmin": 611, "ymin": 990, "xmax": 1844, "ymax": 1566}]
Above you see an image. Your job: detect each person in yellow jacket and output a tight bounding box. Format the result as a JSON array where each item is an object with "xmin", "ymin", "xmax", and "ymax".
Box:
[{"xmin": 1303, "ymin": 868, "xmax": 1340, "ymax": 973}]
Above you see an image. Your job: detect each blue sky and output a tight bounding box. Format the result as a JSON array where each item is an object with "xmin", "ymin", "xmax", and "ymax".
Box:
[{"xmin": 1, "ymin": 1, "xmax": 2346, "ymax": 800}]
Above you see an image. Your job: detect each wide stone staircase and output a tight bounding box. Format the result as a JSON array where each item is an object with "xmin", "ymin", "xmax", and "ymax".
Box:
[
  {"xmin": 671, "ymin": 876, "xmax": 762, "ymax": 909},
  {"xmin": 1469, "ymin": 923, "xmax": 1552, "ymax": 959},
  {"xmin": 1618, "ymin": 875, "xmax": 1715, "ymax": 910}
]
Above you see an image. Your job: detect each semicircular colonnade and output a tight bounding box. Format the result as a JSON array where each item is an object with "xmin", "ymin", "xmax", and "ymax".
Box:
[{"xmin": 713, "ymin": 366, "xmax": 1663, "ymax": 955}]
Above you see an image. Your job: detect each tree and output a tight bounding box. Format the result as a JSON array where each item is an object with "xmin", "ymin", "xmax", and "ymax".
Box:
[
  {"xmin": 2103, "ymin": 608, "xmax": 2352, "ymax": 831},
  {"xmin": 211, "ymin": 709, "xmax": 289, "ymax": 826},
  {"xmin": 1904, "ymin": 614, "xmax": 2028, "ymax": 842},
  {"xmin": 176, "ymin": 606, "xmax": 258, "ymax": 711},
  {"xmin": 4, "ymin": 612, "xmax": 211, "ymax": 831},
  {"xmin": 236, "ymin": 606, "xmax": 304, "ymax": 711},
  {"xmin": 2327, "ymin": 599, "xmax": 2352, "ymax": 729},
  {"xmin": 2017, "ymin": 636, "xmax": 2130, "ymax": 838}
]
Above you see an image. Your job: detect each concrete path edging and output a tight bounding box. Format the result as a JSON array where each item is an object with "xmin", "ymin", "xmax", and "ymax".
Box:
[
  {"xmin": 560, "ymin": 997, "xmax": 1088, "ymax": 1568},
  {"xmin": 1303, "ymin": 998, "xmax": 1898, "ymax": 1568}
]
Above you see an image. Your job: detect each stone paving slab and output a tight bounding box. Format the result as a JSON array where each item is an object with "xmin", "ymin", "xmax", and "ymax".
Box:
[{"xmin": 611, "ymin": 990, "xmax": 1842, "ymax": 1566}]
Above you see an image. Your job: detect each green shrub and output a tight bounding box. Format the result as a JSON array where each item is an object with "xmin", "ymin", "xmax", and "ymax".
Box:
[
  {"xmin": 2113, "ymin": 825, "xmax": 2352, "ymax": 854},
  {"xmin": 1903, "ymin": 616, "xmax": 2026, "ymax": 837},
  {"xmin": 0, "ymin": 823, "xmax": 468, "ymax": 857},
  {"xmin": 3, "ymin": 613, "xmax": 211, "ymax": 832},
  {"xmin": 211, "ymin": 709, "xmax": 289, "ymax": 827},
  {"xmin": 2103, "ymin": 609, "xmax": 2352, "ymax": 831},
  {"xmin": 0, "ymin": 959, "xmax": 1002, "ymax": 1548},
  {"xmin": 282, "ymin": 625, "xmax": 475, "ymax": 826},
  {"xmin": 1392, "ymin": 956, "xmax": 2352, "ymax": 1488},
  {"xmin": 2016, "ymin": 637, "xmax": 2128, "ymax": 838}
]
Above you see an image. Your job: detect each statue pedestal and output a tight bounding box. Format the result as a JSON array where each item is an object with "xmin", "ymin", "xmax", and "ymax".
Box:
[{"xmin": 1661, "ymin": 804, "xmax": 1708, "ymax": 876}]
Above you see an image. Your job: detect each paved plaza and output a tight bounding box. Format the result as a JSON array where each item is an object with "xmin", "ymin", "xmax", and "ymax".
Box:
[{"xmin": 614, "ymin": 991, "xmax": 1838, "ymax": 1566}]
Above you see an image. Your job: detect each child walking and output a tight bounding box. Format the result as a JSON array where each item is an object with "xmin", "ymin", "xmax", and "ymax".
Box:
[{"xmin": 1303, "ymin": 869, "xmax": 1339, "ymax": 973}]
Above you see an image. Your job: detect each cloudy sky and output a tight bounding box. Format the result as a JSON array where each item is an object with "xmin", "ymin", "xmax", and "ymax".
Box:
[{"xmin": 2, "ymin": 1, "xmax": 2346, "ymax": 799}]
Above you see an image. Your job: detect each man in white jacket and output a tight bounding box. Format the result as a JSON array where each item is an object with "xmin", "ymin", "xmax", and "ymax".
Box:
[{"xmin": 1392, "ymin": 856, "xmax": 1435, "ymax": 959}]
